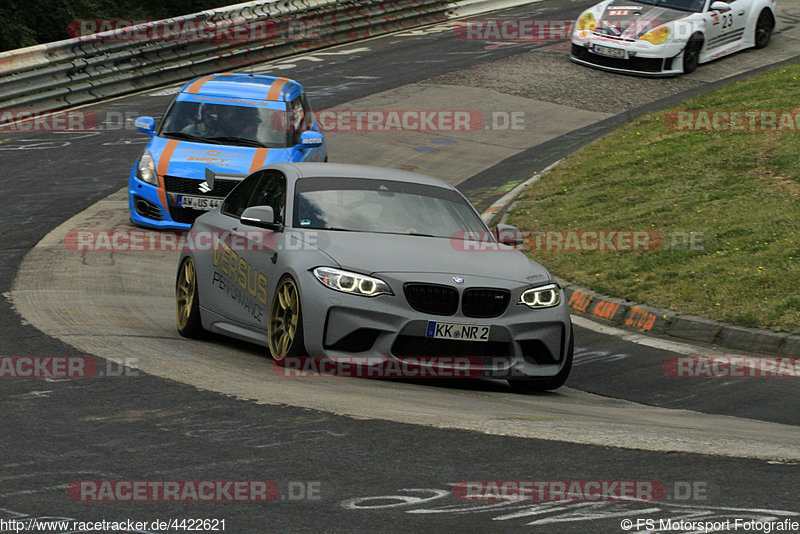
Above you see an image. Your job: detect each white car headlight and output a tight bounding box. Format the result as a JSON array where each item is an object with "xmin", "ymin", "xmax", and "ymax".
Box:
[
  {"xmin": 313, "ymin": 267, "xmax": 393, "ymax": 297},
  {"xmin": 519, "ymin": 283, "xmax": 561, "ymax": 309},
  {"xmin": 136, "ymin": 150, "xmax": 158, "ymax": 186}
]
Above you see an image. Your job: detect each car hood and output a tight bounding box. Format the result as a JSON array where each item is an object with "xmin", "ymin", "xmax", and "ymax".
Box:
[
  {"xmin": 149, "ymin": 137, "xmax": 293, "ymax": 180},
  {"xmin": 303, "ymin": 231, "xmax": 551, "ymax": 285},
  {"xmin": 598, "ymin": 0, "xmax": 687, "ymax": 39}
]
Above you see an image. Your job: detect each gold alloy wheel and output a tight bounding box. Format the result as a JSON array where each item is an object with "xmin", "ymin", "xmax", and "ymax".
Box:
[
  {"xmin": 176, "ymin": 259, "xmax": 196, "ymax": 331},
  {"xmin": 269, "ymin": 277, "xmax": 300, "ymax": 360}
]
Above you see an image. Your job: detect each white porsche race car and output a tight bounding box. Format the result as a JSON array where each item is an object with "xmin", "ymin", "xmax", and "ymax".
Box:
[{"xmin": 570, "ymin": 0, "xmax": 776, "ymax": 76}]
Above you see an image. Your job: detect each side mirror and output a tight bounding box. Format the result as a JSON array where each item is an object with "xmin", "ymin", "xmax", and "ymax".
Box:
[
  {"xmin": 134, "ymin": 116, "xmax": 155, "ymax": 135},
  {"xmin": 495, "ymin": 224, "xmax": 524, "ymax": 246},
  {"xmin": 299, "ymin": 130, "xmax": 323, "ymax": 148},
  {"xmin": 710, "ymin": 1, "xmax": 731, "ymax": 11},
  {"xmin": 240, "ymin": 205, "xmax": 282, "ymax": 231}
]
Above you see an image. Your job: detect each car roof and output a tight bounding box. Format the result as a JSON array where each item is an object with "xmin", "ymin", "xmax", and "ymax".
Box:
[
  {"xmin": 178, "ymin": 73, "xmax": 303, "ymax": 103},
  {"xmin": 270, "ymin": 162, "xmax": 459, "ymax": 190}
]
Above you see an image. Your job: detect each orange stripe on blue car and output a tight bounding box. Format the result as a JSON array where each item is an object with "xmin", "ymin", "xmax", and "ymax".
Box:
[
  {"xmin": 266, "ymin": 78, "xmax": 290, "ymax": 101},
  {"xmin": 157, "ymin": 139, "xmax": 180, "ymax": 212},
  {"xmin": 186, "ymin": 72, "xmax": 233, "ymax": 94},
  {"xmin": 249, "ymin": 148, "xmax": 270, "ymax": 174}
]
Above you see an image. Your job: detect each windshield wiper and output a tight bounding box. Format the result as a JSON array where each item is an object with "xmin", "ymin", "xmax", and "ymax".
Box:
[
  {"xmin": 162, "ymin": 132, "xmax": 219, "ymax": 143},
  {"xmin": 369, "ymin": 230, "xmax": 440, "ymax": 237},
  {"xmin": 205, "ymin": 136, "xmax": 266, "ymax": 148}
]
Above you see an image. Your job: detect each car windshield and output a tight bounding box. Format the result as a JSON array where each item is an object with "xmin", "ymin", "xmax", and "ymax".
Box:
[
  {"xmin": 628, "ymin": 0, "xmax": 704, "ymax": 12},
  {"xmin": 159, "ymin": 101, "xmax": 291, "ymax": 148},
  {"xmin": 293, "ymin": 177, "xmax": 488, "ymax": 238}
]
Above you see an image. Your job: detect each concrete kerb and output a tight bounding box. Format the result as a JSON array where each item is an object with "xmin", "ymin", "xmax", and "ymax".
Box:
[
  {"xmin": 716, "ymin": 325, "xmax": 791, "ymax": 355},
  {"xmin": 481, "ymin": 164, "xmax": 795, "ymax": 357},
  {"xmin": 782, "ymin": 335, "xmax": 800, "ymax": 358}
]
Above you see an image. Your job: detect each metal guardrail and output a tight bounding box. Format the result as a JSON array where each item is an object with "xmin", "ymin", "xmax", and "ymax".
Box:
[{"xmin": 0, "ymin": 0, "xmax": 460, "ymax": 113}]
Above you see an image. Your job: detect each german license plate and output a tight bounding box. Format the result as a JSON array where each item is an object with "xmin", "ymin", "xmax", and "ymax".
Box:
[
  {"xmin": 426, "ymin": 321, "xmax": 490, "ymax": 342},
  {"xmin": 593, "ymin": 44, "xmax": 626, "ymax": 59},
  {"xmin": 179, "ymin": 195, "xmax": 222, "ymax": 210}
]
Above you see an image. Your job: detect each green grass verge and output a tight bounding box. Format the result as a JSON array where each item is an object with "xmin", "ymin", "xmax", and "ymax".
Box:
[{"xmin": 507, "ymin": 61, "xmax": 800, "ymax": 334}]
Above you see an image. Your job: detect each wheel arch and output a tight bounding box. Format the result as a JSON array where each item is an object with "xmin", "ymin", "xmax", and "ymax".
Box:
[
  {"xmin": 268, "ymin": 268, "xmax": 313, "ymax": 359},
  {"xmin": 745, "ymin": 3, "xmax": 776, "ymax": 47}
]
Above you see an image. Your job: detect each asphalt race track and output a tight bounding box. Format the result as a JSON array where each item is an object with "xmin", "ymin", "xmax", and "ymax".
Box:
[{"xmin": 2, "ymin": 1, "xmax": 800, "ymax": 532}]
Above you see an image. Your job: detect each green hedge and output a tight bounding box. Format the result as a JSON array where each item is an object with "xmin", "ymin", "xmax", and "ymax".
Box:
[{"xmin": 1, "ymin": 0, "xmax": 232, "ymax": 52}]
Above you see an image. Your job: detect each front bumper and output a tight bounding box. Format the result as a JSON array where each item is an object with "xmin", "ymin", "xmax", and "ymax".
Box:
[
  {"xmin": 298, "ymin": 270, "xmax": 573, "ymax": 380},
  {"xmin": 570, "ymin": 41, "xmax": 684, "ymax": 77}
]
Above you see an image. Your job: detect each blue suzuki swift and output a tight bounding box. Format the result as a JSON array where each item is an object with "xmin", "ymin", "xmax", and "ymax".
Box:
[{"xmin": 129, "ymin": 73, "xmax": 327, "ymax": 229}]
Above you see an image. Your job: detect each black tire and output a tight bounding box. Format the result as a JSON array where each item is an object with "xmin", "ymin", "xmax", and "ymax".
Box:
[
  {"xmin": 508, "ymin": 326, "xmax": 574, "ymax": 393},
  {"xmin": 682, "ymin": 34, "xmax": 703, "ymax": 74},
  {"xmin": 176, "ymin": 257, "xmax": 205, "ymax": 338},
  {"xmin": 268, "ymin": 275, "xmax": 307, "ymax": 363},
  {"xmin": 754, "ymin": 10, "xmax": 774, "ymax": 49}
]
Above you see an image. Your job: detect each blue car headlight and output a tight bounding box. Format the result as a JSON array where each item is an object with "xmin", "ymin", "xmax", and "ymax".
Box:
[
  {"xmin": 313, "ymin": 267, "xmax": 393, "ymax": 297},
  {"xmin": 136, "ymin": 150, "xmax": 158, "ymax": 186},
  {"xmin": 519, "ymin": 283, "xmax": 561, "ymax": 309}
]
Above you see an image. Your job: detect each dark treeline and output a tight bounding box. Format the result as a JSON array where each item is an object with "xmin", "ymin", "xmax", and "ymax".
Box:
[{"xmin": 1, "ymin": 0, "xmax": 231, "ymax": 52}]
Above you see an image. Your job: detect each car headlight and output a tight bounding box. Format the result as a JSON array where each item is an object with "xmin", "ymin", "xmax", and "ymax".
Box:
[
  {"xmin": 640, "ymin": 26, "xmax": 671, "ymax": 45},
  {"xmin": 313, "ymin": 267, "xmax": 393, "ymax": 297},
  {"xmin": 576, "ymin": 12, "xmax": 598, "ymax": 32},
  {"xmin": 136, "ymin": 150, "xmax": 158, "ymax": 186},
  {"xmin": 519, "ymin": 283, "xmax": 561, "ymax": 309}
]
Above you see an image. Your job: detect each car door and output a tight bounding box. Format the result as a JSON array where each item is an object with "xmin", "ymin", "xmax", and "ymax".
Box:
[
  {"xmin": 705, "ymin": 0, "xmax": 747, "ymax": 55},
  {"xmin": 224, "ymin": 169, "xmax": 290, "ymax": 331},
  {"xmin": 203, "ymin": 170, "xmax": 272, "ymax": 329},
  {"xmin": 726, "ymin": 0, "xmax": 749, "ymax": 40}
]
